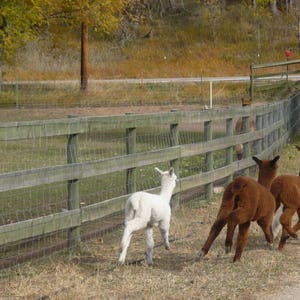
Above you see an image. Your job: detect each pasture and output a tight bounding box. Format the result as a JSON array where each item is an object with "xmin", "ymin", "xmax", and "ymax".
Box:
[{"xmin": 1, "ymin": 133, "xmax": 299, "ymax": 300}]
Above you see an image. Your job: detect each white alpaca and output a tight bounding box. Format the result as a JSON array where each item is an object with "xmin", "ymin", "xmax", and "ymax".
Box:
[{"xmin": 118, "ymin": 167, "xmax": 177, "ymax": 266}]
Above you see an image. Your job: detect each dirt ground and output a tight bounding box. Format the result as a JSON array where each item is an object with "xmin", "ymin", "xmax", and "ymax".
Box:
[{"xmin": 1, "ymin": 187, "xmax": 300, "ymax": 299}]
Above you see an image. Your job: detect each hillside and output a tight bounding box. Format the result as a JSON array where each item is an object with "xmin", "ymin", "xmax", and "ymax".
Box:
[{"xmin": 4, "ymin": 3, "xmax": 300, "ymax": 81}]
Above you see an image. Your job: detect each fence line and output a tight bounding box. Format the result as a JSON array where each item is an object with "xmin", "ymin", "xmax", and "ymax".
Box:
[
  {"xmin": 250, "ymin": 59, "xmax": 300, "ymax": 100},
  {"xmin": 2, "ymin": 73, "xmax": 300, "ymax": 110},
  {"xmin": 0, "ymin": 94, "xmax": 299, "ymax": 268}
]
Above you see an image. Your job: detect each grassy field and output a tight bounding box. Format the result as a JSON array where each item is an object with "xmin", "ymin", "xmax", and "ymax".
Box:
[{"xmin": 0, "ymin": 132, "xmax": 299, "ymax": 300}]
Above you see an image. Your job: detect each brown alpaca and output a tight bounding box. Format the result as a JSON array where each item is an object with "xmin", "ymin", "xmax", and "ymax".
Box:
[
  {"xmin": 235, "ymin": 98, "xmax": 256, "ymax": 160},
  {"xmin": 196, "ymin": 155, "xmax": 280, "ymax": 262},
  {"xmin": 271, "ymin": 145, "xmax": 300, "ymax": 250}
]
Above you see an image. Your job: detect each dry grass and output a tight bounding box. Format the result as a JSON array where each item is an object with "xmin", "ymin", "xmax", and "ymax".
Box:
[
  {"xmin": 1, "ymin": 138, "xmax": 300, "ymax": 300},
  {"xmin": 1, "ymin": 198, "xmax": 300, "ymax": 300}
]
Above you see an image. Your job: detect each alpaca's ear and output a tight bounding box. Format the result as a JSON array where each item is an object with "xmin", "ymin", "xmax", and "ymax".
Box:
[
  {"xmin": 252, "ymin": 156, "xmax": 262, "ymax": 166},
  {"xmin": 296, "ymin": 145, "xmax": 300, "ymax": 152},
  {"xmin": 155, "ymin": 167, "xmax": 163, "ymax": 175},
  {"xmin": 169, "ymin": 167, "xmax": 174, "ymax": 176},
  {"xmin": 270, "ymin": 155, "xmax": 280, "ymax": 167}
]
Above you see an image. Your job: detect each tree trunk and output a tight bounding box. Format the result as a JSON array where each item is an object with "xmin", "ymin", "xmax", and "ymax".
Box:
[
  {"xmin": 0, "ymin": 51, "xmax": 2, "ymax": 91},
  {"xmin": 80, "ymin": 21, "xmax": 88, "ymax": 92},
  {"xmin": 270, "ymin": 0, "xmax": 280, "ymax": 16},
  {"xmin": 298, "ymin": 15, "xmax": 300, "ymax": 49}
]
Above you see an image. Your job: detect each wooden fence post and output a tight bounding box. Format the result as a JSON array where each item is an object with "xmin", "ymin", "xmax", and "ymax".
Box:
[
  {"xmin": 276, "ymin": 105, "xmax": 283, "ymax": 154},
  {"xmin": 291, "ymin": 96, "xmax": 300, "ymax": 136},
  {"xmin": 126, "ymin": 125, "xmax": 137, "ymax": 194},
  {"xmin": 267, "ymin": 112, "xmax": 273, "ymax": 152},
  {"xmin": 250, "ymin": 63, "xmax": 254, "ymax": 100},
  {"xmin": 262, "ymin": 112, "xmax": 268, "ymax": 152},
  {"xmin": 204, "ymin": 120, "xmax": 213, "ymax": 199},
  {"xmin": 254, "ymin": 114, "xmax": 262, "ymax": 155},
  {"xmin": 242, "ymin": 116, "xmax": 250, "ymax": 176},
  {"xmin": 67, "ymin": 115, "xmax": 80, "ymax": 248},
  {"xmin": 226, "ymin": 118, "xmax": 233, "ymax": 185},
  {"xmin": 170, "ymin": 118, "xmax": 180, "ymax": 209}
]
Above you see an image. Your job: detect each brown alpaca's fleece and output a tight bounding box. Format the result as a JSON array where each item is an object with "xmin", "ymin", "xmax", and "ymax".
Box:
[
  {"xmin": 271, "ymin": 174, "xmax": 300, "ymax": 250},
  {"xmin": 234, "ymin": 98, "xmax": 256, "ymax": 160},
  {"xmin": 196, "ymin": 155, "xmax": 279, "ymax": 263}
]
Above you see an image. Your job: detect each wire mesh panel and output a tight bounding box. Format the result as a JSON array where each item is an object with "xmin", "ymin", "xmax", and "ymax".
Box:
[
  {"xmin": 0, "ymin": 95, "xmax": 298, "ymax": 271},
  {"xmin": 0, "ymin": 135, "xmax": 66, "ymax": 173},
  {"xmin": 0, "ymin": 80, "xmax": 251, "ymax": 109}
]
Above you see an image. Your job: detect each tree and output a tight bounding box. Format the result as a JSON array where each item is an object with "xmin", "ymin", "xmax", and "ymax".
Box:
[
  {"xmin": 36, "ymin": 0, "xmax": 131, "ymax": 91},
  {"xmin": 0, "ymin": 0, "xmax": 44, "ymax": 83}
]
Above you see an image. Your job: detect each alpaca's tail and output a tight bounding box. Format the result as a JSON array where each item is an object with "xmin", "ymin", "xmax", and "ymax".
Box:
[
  {"xmin": 124, "ymin": 193, "xmax": 141, "ymax": 224},
  {"xmin": 231, "ymin": 177, "xmax": 247, "ymax": 194}
]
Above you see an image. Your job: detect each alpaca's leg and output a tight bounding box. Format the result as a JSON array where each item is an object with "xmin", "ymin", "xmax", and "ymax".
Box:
[
  {"xmin": 159, "ymin": 220, "xmax": 170, "ymax": 250},
  {"xmin": 278, "ymin": 227, "xmax": 290, "ymax": 250},
  {"xmin": 225, "ymin": 222, "xmax": 237, "ymax": 254},
  {"xmin": 233, "ymin": 221, "xmax": 251, "ymax": 263},
  {"xmin": 118, "ymin": 228, "xmax": 133, "ymax": 265},
  {"xmin": 279, "ymin": 208, "xmax": 300, "ymax": 249},
  {"xmin": 272, "ymin": 205, "xmax": 283, "ymax": 240},
  {"xmin": 118, "ymin": 218, "xmax": 147, "ymax": 265},
  {"xmin": 292, "ymin": 208, "xmax": 300, "ymax": 233},
  {"xmin": 145, "ymin": 227, "xmax": 154, "ymax": 265},
  {"xmin": 280, "ymin": 207, "xmax": 298, "ymax": 238},
  {"xmin": 226, "ymin": 208, "xmax": 251, "ymax": 262},
  {"xmin": 196, "ymin": 218, "xmax": 227, "ymax": 260},
  {"xmin": 257, "ymin": 216, "xmax": 274, "ymax": 248},
  {"xmin": 196, "ymin": 196, "xmax": 235, "ymax": 260}
]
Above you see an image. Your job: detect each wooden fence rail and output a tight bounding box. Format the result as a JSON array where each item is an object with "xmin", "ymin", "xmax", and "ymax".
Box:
[
  {"xmin": 0, "ymin": 95, "xmax": 299, "ymax": 251},
  {"xmin": 250, "ymin": 59, "xmax": 300, "ymax": 100}
]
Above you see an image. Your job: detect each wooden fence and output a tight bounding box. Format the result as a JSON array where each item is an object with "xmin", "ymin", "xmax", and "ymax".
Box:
[
  {"xmin": 250, "ymin": 59, "xmax": 300, "ymax": 100},
  {"xmin": 0, "ymin": 94, "xmax": 299, "ymax": 262}
]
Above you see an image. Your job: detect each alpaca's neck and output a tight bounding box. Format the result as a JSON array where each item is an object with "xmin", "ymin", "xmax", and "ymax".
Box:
[
  {"xmin": 160, "ymin": 183, "xmax": 175, "ymax": 202},
  {"xmin": 258, "ymin": 173, "xmax": 276, "ymax": 189}
]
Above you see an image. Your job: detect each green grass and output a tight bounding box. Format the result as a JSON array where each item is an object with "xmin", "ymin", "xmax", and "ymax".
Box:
[{"xmin": 0, "ymin": 125, "xmax": 207, "ymax": 223}]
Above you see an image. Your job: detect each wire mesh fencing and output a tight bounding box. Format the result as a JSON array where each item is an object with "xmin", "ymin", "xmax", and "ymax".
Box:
[
  {"xmin": 0, "ymin": 79, "xmax": 251, "ymax": 110},
  {"xmin": 0, "ymin": 92, "xmax": 299, "ymax": 273}
]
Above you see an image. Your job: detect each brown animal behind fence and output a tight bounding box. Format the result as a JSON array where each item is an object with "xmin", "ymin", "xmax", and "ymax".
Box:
[
  {"xmin": 196, "ymin": 155, "xmax": 280, "ymax": 262},
  {"xmin": 235, "ymin": 98, "xmax": 256, "ymax": 160}
]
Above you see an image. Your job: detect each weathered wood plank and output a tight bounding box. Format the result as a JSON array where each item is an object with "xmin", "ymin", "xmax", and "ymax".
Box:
[
  {"xmin": 0, "ymin": 209, "xmax": 81, "ymax": 246},
  {"xmin": 0, "ymin": 101, "xmax": 287, "ymax": 141},
  {"xmin": 252, "ymin": 59, "xmax": 300, "ymax": 69},
  {"xmin": 0, "ymin": 147, "xmax": 181, "ymax": 192},
  {"xmin": 0, "ymin": 116, "xmax": 284, "ymax": 193},
  {"xmin": 0, "ymin": 129, "xmax": 289, "ymax": 246},
  {"xmin": 0, "ymin": 97, "xmax": 297, "ymax": 250}
]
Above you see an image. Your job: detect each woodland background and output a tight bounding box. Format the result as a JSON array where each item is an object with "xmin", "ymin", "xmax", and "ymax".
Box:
[{"xmin": 1, "ymin": 0, "xmax": 300, "ymax": 92}]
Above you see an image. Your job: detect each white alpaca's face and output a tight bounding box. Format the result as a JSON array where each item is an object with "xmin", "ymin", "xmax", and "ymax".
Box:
[
  {"xmin": 164, "ymin": 168, "xmax": 177, "ymax": 186},
  {"xmin": 168, "ymin": 169, "xmax": 177, "ymax": 182},
  {"xmin": 155, "ymin": 167, "xmax": 177, "ymax": 185}
]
